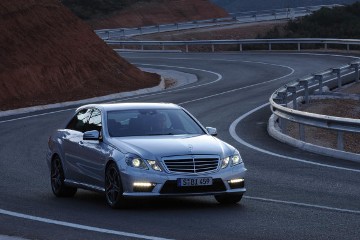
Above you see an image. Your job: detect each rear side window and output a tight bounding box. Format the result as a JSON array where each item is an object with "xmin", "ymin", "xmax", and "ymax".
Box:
[{"xmin": 66, "ymin": 109, "xmax": 92, "ymax": 132}]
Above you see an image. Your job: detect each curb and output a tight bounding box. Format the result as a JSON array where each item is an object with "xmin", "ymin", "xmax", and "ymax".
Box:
[{"xmin": 268, "ymin": 113, "xmax": 360, "ymax": 163}]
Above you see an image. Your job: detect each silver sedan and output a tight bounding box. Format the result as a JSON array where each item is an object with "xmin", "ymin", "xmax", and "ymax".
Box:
[{"xmin": 47, "ymin": 103, "xmax": 247, "ymax": 208}]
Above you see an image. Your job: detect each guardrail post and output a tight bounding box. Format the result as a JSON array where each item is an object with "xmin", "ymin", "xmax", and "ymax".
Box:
[
  {"xmin": 212, "ymin": 44, "xmax": 215, "ymax": 52},
  {"xmin": 279, "ymin": 117, "xmax": 287, "ymax": 134},
  {"xmin": 272, "ymin": 11, "xmax": 277, "ymax": 20},
  {"xmin": 121, "ymin": 29, "xmax": 125, "ymax": 38},
  {"xmin": 105, "ymin": 31, "xmax": 109, "ymax": 39},
  {"xmin": 157, "ymin": 25, "xmax": 160, "ymax": 32},
  {"xmin": 175, "ymin": 23, "xmax": 179, "ymax": 30},
  {"xmin": 161, "ymin": 43, "xmax": 165, "ymax": 51},
  {"xmin": 138, "ymin": 27, "xmax": 142, "ymax": 35},
  {"xmin": 337, "ymin": 131, "xmax": 344, "ymax": 151},
  {"xmin": 273, "ymin": 92, "xmax": 287, "ymax": 104},
  {"xmin": 350, "ymin": 63, "xmax": 359, "ymax": 82},
  {"xmin": 185, "ymin": 44, "xmax": 189, "ymax": 53},
  {"xmin": 347, "ymin": 44, "xmax": 350, "ymax": 51},
  {"xmin": 141, "ymin": 45, "xmax": 144, "ymax": 50},
  {"xmin": 299, "ymin": 80, "xmax": 309, "ymax": 104},
  {"xmin": 314, "ymin": 74, "xmax": 324, "ymax": 94},
  {"xmin": 297, "ymin": 43, "xmax": 301, "ymax": 51},
  {"xmin": 333, "ymin": 68, "xmax": 342, "ymax": 88},
  {"xmin": 287, "ymin": 86, "xmax": 297, "ymax": 109},
  {"xmin": 324, "ymin": 43, "xmax": 327, "ymax": 50},
  {"xmin": 239, "ymin": 44, "xmax": 243, "ymax": 52},
  {"xmin": 299, "ymin": 123, "xmax": 305, "ymax": 141},
  {"xmin": 269, "ymin": 43, "xmax": 272, "ymax": 51}
]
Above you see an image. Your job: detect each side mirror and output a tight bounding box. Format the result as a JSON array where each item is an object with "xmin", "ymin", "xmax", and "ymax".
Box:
[
  {"xmin": 206, "ymin": 127, "xmax": 217, "ymax": 136},
  {"xmin": 83, "ymin": 130, "xmax": 100, "ymax": 141}
]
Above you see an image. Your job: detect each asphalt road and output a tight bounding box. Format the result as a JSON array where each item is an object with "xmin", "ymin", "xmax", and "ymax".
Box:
[{"xmin": 1, "ymin": 52, "xmax": 359, "ymax": 240}]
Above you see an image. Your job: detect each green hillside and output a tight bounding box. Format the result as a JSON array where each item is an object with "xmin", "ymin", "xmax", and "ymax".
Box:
[{"xmin": 262, "ymin": 2, "xmax": 360, "ymax": 38}]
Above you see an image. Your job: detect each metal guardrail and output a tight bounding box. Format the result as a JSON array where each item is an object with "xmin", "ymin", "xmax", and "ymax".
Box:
[
  {"xmin": 269, "ymin": 61, "xmax": 360, "ymax": 151},
  {"xmin": 95, "ymin": 4, "xmax": 341, "ymax": 40},
  {"xmin": 105, "ymin": 38, "xmax": 360, "ymax": 52}
]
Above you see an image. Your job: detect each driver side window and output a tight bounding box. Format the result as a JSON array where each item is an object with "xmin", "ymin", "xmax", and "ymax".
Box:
[
  {"xmin": 66, "ymin": 109, "xmax": 92, "ymax": 132},
  {"xmin": 85, "ymin": 109, "xmax": 102, "ymax": 132}
]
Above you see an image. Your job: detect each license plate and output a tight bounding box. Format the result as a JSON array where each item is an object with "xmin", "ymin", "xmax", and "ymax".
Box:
[{"xmin": 177, "ymin": 177, "xmax": 213, "ymax": 187}]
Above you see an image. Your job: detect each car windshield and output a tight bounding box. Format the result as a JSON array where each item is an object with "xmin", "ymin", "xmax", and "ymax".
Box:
[{"xmin": 107, "ymin": 109, "xmax": 205, "ymax": 137}]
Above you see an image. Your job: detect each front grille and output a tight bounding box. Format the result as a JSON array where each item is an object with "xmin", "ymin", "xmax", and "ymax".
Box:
[
  {"xmin": 163, "ymin": 155, "xmax": 219, "ymax": 173},
  {"xmin": 160, "ymin": 179, "xmax": 226, "ymax": 194}
]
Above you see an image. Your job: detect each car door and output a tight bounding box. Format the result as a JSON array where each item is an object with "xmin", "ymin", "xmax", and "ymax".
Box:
[
  {"xmin": 61, "ymin": 108, "xmax": 92, "ymax": 182},
  {"xmin": 76, "ymin": 108, "xmax": 109, "ymax": 188}
]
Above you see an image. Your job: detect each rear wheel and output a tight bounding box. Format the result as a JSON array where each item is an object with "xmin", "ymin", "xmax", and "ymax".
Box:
[
  {"xmin": 214, "ymin": 194, "xmax": 243, "ymax": 204},
  {"xmin": 51, "ymin": 156, "xmax": 77, "ymax": 197},
  {"xmin": 105, "ymin": 163, "xmax": 125, "ymax": 208}
]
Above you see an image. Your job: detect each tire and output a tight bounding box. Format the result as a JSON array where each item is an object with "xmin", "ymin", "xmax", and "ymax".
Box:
[
  {"xmin": 105, "ymin": 163, "xmax": 125, "ymax": 209},
  {"xmin": 51, "ymin": 156, "xmax": 77, "ymax": 197},
  {"xmin": 214, "ymin": 194, "xmax": 243, "ymax": 204}
]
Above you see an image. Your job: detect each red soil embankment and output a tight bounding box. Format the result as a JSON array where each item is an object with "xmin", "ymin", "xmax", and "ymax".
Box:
[{"xmin": 0, "ymin": 0, "xmax": 160, "ymax": 110}]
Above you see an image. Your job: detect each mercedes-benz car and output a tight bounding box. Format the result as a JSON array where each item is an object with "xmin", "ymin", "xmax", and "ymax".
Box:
[{"xmin": 47, "ymin": 103, "xmax": 246, "ymax": 208}]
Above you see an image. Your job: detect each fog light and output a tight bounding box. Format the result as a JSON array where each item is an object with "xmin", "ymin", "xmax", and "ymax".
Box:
[
  {"xmin": 228, "ymin": 178, "xmax": 245, "ymax": 189},
  {"xmin": 133, "ymin": 182, "xmax": 156, "ymax": 192},
  {"xmin": 133, "ymin": 182, "xmax": 153, "ymax": 187}
]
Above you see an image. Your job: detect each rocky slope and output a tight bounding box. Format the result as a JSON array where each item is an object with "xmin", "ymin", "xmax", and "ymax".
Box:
[
  {"xmin": 0, "ymin": 0, "xmax": 160, "ymax": 110},
  {"xmin": 88, "ymin": 0, "xmax": 229, "ymax": 29}
]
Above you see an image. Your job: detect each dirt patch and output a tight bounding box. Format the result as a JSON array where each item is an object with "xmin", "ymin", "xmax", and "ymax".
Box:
[
  {"xmin": 286, "ymin": 84, "xmax": 360, "ymax": 153},
  {"xmin": 130, "ymin": 20, "xmax": 287, "ymax": 52},
  {"xmin": 136, "ymin": 20, "xmax": 287, "ymax": 40},
  {"xmin": 0, "ymin": 0, "xmax": 160, "ymax": 111}
]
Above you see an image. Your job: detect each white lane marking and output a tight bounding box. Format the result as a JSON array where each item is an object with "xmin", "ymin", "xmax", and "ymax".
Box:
[
  {"xmin": 178, "ymin": 62, "xmax": 294, "ymax": 105},
  {"xmin": 111, "ymin": 63, "xmax": 223, "ymax": 102},
  {"xmin": 0, "ymin": 209, "xmax": 172, "ymax": 240},
  {"xmin": 244, "ymin": 196, "xmax": 360, "ymax": 214},
  {"xmin": 229, "ymin": 103, "xmax": 360, "ymax": 173},
  {"xmin": 0, "ymin": 109, "xmax": 72, "ymax": 124}
]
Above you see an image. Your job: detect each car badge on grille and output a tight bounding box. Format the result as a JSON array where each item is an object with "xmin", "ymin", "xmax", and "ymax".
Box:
[{"xmin": 188, "ymin": 144, "xmax": 193, "ymax": 153}]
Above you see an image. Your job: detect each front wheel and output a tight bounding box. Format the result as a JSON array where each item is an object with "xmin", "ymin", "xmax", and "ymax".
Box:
[
  {"xmin": 51, "ymin": 156, "xmax": 77, "ymax": 197},
  {"xmin": 214, "ymin": 194, "xmax": 243, "ymax": 204},
  {"xmin": 105, "ymin": 163, "xmax": 125, "ymax": 208}
]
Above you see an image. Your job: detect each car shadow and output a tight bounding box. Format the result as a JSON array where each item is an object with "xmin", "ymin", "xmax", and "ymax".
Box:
[{"xmin": 64, "ymin": 190, "xmax": 246, "ymax": 212}]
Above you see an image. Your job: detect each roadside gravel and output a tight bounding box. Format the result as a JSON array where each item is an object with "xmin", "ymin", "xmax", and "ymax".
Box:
[{"xmin": 287, "ymin": 83, "xmax": 360, "ymax": 154}]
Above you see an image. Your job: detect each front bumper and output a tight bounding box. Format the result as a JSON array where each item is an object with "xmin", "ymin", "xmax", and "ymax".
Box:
[{"xmin": 120, "ymin": 163, "xmax": 246, "ymax": 197}]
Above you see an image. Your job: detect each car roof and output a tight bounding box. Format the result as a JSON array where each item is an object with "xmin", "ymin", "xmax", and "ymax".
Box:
[{"xmin": 76, "ymin": 102, "xmax": 181, "ymax": 112}]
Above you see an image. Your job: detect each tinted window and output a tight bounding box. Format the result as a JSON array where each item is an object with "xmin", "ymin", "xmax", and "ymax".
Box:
[
  {"xmin": 107, "ymin": 109, "xmax": 205, "ymax": 137},
  {"xmin": 66, "ymin": 109, "xmax": 92, "ymax": 132}
]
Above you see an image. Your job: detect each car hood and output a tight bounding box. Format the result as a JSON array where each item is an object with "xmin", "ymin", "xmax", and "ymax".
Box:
[{"xmin": 108, "ymin": 134, "xmax": 234, "ymax": 159}]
